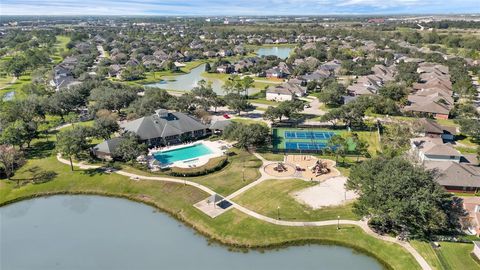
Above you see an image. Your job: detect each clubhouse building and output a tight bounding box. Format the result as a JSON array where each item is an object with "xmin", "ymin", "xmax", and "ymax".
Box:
[{"xmin": 120, "ymin": 109, "xmax": 208, "ymax": 146}]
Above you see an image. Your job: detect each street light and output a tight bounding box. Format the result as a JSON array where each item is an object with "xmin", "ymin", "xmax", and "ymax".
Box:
[
  {"xmin": 337, "ymin": 216, "xmax": 340, "ymax": 230},
  {"xmin": 277, "ymin": 206, "xmax": 280, "ymax": 220}
]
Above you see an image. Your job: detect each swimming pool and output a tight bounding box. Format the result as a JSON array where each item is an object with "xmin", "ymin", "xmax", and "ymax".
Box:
[{"xmin": 153, "ymin": 143, "xmax": 213, "ymax": 164}]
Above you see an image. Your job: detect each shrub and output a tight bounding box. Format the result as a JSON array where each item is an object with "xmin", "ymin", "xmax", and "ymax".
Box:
[{"xmin": 168, "ymin": 156, "xmax": 228, "ymax": 177}]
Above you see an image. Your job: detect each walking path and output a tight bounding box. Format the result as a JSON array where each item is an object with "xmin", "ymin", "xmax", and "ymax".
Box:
[{"xmin": 56, "ymin": 153, "xmax": 432, "ymax": 270}]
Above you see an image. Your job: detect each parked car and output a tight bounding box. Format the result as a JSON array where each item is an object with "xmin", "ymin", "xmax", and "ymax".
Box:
[{"xmin": 223, "ymin": 114, "xmax": 230, "ymax": 119}]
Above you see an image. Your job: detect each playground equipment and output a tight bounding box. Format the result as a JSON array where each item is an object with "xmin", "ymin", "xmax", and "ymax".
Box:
[
  {"xmin": 273, "ymin": 162, "xmax": 288, "ymax": 172},
  {"xmin": 310, "ymin": 160, "xmax": 330, "ymax": 176}
]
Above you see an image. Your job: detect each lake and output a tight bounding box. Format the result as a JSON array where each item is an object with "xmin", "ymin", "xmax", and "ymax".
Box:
[
  {"xmin": 145, "ymin": 64, "xmax": 260, "ymax": 96},
  {"xmin": 256, "ymin": 46, "xmax": 293, "ymax": 59},
  {"xmin": 0, "ymin": 196, "xmax": 384, "ymax": 270}
]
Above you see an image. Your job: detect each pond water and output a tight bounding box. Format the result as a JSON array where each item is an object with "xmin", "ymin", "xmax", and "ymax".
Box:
[
  {"xmin": 256, "ymin": 46, "xmax": 293, "ymax": 59},
  {"xmin": 145, "ymin": 64, "xmax": 259, "ymax": 96},
  {"xmin": 2, "ymin": 91, "xmax": 15, "ymax": 101},
  {"xmin": 0, "ymin": 195, "xmax": 384, "ymax": 270}
]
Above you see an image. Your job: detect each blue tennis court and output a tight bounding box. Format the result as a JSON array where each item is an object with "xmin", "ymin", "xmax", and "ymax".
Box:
[
  {"xmin": 284, "ymin": 131, "xmax": 336, "ymax": 140},
  {"xmin": 285, "ymin": 142, "xmax": 329, "ymax": 150}
]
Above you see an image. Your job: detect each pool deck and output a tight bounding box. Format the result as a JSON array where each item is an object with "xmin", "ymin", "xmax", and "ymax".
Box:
[{"xmin": 148, "ymin": 140, "xmax": 230, "ymax": 169}]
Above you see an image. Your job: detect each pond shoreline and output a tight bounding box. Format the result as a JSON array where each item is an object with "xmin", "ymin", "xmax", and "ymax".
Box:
[{"xmin": 1, "ymin": 191, "xmax": 392, "ymax": 270}]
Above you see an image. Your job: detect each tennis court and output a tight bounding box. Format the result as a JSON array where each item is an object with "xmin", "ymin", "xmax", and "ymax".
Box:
[
  {"xmin": 273, "ymin": 127, "xmax": 347, "ymax": 152},
  {"xmin": 285, "ymin": 142, "xmax": 329, "ymax": 150},
  {"xmin": 284, "ymin": 131, "xmax": 336, "ymax": 140}
]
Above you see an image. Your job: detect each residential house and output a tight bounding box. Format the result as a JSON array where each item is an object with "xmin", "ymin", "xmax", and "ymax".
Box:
[
  {"xmin": 404, "ymin": 63, "xmax": 454, "ymax": 119},
  {"xmin": 410, "ymin": 137, "xmax": 462, "ymax": 163},
  {"xmin": 266, "ymin": 82, "xmax": 306, "ymax": 101},
  {"xmin": 266, "ymin": 62, "xmax": 291, "ymax": 78},
  {"xmin": 120, "ymin": 109, "xmax": 208, "ymax": 146},
  {"xmin": 416, "ymin": 118, "xmax": 457, "ymax": 141},
  {"xmin": 347, "ymin": 75, "xmax": 383, "ymax": 96},
  {"xmin": 423, "ymin": 161, "xmax": 480, "ymax": 192},
  {"xmin": 216, "ymin": 64, "xmax": 233, "ymax": 74}
]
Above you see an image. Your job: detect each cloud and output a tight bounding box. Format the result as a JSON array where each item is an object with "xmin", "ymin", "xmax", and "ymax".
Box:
[{"xmin": 1, "ymin": 0, "xmax": 479, "ymax": 15}]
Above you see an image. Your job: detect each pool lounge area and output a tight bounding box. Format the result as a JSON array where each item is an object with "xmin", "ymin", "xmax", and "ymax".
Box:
[{"xmin": 149, "ymin": 140, "xmax": 228, "ymax": 169}]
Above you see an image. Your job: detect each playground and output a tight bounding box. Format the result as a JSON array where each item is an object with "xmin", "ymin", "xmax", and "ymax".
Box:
[{"xmin": 264, "ymin": 154, "xmax": 340, "ymax": 181}]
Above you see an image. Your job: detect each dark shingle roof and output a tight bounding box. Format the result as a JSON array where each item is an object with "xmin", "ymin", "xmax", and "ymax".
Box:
[{"xmin": 120, "ymin": 110, "xmax": 208, "ymax": 140}]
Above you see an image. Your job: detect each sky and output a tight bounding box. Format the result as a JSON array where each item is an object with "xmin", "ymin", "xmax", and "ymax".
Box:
[{"xmin": 1, "ymin": 0, "xmax": 480, "ymax": 16}]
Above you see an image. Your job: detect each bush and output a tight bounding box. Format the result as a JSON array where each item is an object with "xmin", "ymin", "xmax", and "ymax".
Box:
[{"xmin": 168, "ymin": 156, "xmax": 228, "ymax": 177}]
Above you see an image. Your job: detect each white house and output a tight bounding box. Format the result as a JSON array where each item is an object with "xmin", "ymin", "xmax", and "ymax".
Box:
[
  {"xmin": 266, "ymin": 82, "xmax": 306, "ymax": 102},
  {"xmin": 410, "ymin": 137, "xmax": 462, "ymax": 163}
]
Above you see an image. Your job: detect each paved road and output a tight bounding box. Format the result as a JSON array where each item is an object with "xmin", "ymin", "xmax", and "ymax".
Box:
[{"xmin": 56, "ymin": 153, "xmax": 432, "ymax": 270}]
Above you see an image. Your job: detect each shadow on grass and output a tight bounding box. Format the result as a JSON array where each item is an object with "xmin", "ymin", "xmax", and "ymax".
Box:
[
  {"xmin": 25, "ymin": 140, "xmax": 55, "ymax": 159},
  {"xmin": 81, "ymin": 168, "xmax": 107, "ymax": 177},
  {"xmin": 9, "ymin": 166, "xmax": 58, "ymax": 187}
]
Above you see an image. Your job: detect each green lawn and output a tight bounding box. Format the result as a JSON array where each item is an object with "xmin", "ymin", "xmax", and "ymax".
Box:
[
  {"xmin": 234, "ymin": 179, "xmax": 358, "ymax": 221},
  {"xmin": 435, "ymin": 242, "xmax": 480, "ymax": 270},
  {"xmin": 182, "ymin": 148, "xmax": 262, "ymax": 196},
  {"xmin": 249, "ymin": 98, "xmax": 279, "ymax": 106},
  {"xmin": 411, "ymin": 241, "xmax": 480, "ymax": 270},
  {"xmin": 356, "ymin": 131, "xmax": 381, "ymax": 156},
  {"xmin": 0, "ymin": 74, "xmax": 13, "ymax": 89},
  {"xmin": 201, "ymin": 72, "xmax": 276, "ymax": 90},
  {"xmin": 119, "ymin": 147, "xmax": 261, "ymax": 196},
  {"xmin": 52, "ymin": 35, "xmax": 71, "ymax": 64},
  {"xmin": 411, "ymin": 241, "xmax": 444, "ymax": 270},
  {"xmin": 0, "ymin": 74, "xmax": 31, "ymax": 98},
  {"xmin": 231, "ymin": 118, "xmax": 268, "ymax": 126}
]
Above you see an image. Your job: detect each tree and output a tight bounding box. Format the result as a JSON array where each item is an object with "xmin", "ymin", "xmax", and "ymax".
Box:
[
  {"xmin": 347, "ymin": 156, "xmax": 465, "ymax": 239},
  {"xmin": 89, "ymin": 85, "xmax": 138, "ymax": 112},
  {"xmin": 262, "ymin": 100, "xmax": 304, "ymax": 122},
  {"xmin": 4, "ymin": 55, "xmax": 28, "ymax": 78},
  {"xmin": 225, "ymin": 93, "xmax": 250, "ymax": 115},
  {"xmin": 381, "ymin": 123, "xmax": 413, "ymax": 157},
  {"xmin": 378, "ymin": 83, "xmax": 408, "ymax": 101},
  {"xmin": 0, "ymin": 120, "xmax": 38, "ymax": 149},
  {"xmin": 348, "ymin": 133, "xmax": 370, "ymax": 162},
  {"xmin": 93, "ymin": 115, "xmax": 119, "ymax": 140},
  {"xmin": 56, "ymin": 126, "xmax": 90, "ymax": 171},
  {"xmin": 0, "ymin": 145, "xmax": 24, "ymax": 180},
  {"xmin": 127, "ymin": 88, "xmax": 173, "ymax": 116},
  {"xmin": 222, "ymin": 75, "xmax": 253, "ymax": 96},
  {"xmin": 456, "ymin": 119, "xmax": 480, "ymax": 143},
  {"xmin": 318, "ymin": 81, "xmax": 346, "ymax": 106},
  {"xmin": 223, "ymin": 122, "xmax": 269, "ymax": 149},
  {"xmin": 112, "ymin": 133, "xmax": 147, "ymax": 163},
  {"xmin": 191, "ymin": 80, "xmax": 217, "ymax": 110},
  {"xmin": 327, "ymin": 135, "xmax": 348, "ymax": 163},
  {"xmin": 241, "ymin": 76, "xmax": 255, "ymax": 98},
  {"xmin": 396, "ymin": 61, "xmax": 419, "ymax": 86},
  {"xmin": 263, "ymin": 106, "xmax": 283, "ymax": 122}
]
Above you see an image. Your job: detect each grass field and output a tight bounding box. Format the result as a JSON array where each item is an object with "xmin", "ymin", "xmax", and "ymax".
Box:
[
  {"xmin": 234, "ymin": 179, "xmax": 358, "ymax": 221},
  {"xmin": 52, "ymin": 35, "xmax": 71, "ymax": 64},
  {"xmin": 412, "ymin": 241, "xmax": 480, "ymax": 270},
  {"xmin": 0, "ymin": 74, "xmax": 31, "ymax": 99}
]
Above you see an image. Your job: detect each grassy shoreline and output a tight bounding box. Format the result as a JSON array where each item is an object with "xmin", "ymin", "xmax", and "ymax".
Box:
[
  {"xmin": 0, "ymin": 151, "xmax": 420, "ymax": 269},
  {"xmin": 0, "ymin": 191, "xmax": 399, "ymax": 270}
]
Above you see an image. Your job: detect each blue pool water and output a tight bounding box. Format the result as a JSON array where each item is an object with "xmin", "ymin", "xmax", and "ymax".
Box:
[{"xmin": 153, "ymin": 143, "xmax": 213, "ymax": 164}]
